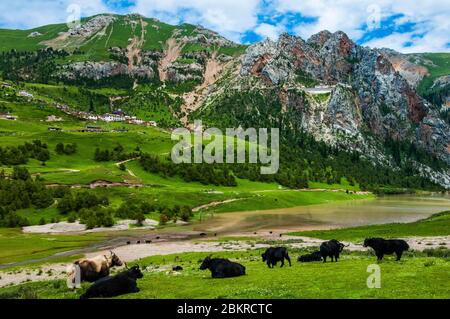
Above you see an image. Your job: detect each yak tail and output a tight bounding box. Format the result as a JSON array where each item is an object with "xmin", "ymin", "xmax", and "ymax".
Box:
[{"xmin": 67, "ymin": 264, "xmax": 76, "ymax": 284}]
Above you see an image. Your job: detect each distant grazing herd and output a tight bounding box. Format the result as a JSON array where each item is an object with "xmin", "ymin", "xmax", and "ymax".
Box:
[{"xmin": 69, "ymin": 237, "xmax": 410, "ymax": 299}]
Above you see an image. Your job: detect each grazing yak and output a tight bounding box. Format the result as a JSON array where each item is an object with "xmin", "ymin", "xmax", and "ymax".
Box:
[
  {"xmin": 199, "ymin": 257, "xmax": 246, "ymax": 278},
  {"xmin": 364, "ymin": 238, "xmax": 409, "ymax": 261},
  {"xmin": 80, "ymin": 265, "xmax": 144, "ymax": 299},
  {"xmin": 262, "ymin": 247, "xmax": 291, "ymax": 268},
  {"xmin": 69, "ymin": 251, "xmax": 123, "ymax": 284},
  {"xmin": 298, "ymin": 251, "xmax": 322, "ymax": 263},
  {"xmin": 320, "ymin": 240, "xmax": 347, "ymax": 263}
]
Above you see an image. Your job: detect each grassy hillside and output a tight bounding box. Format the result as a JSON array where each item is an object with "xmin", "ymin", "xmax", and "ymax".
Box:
[
  {"xmin": 415, "ymin": 53, "xmax": 450, "ymax": 95},
  {"xmin": 0, "ymin": 14, "xmax": 244, "ymax": 62},
  {"xmin": 290, "ymin": 211, "xmax": 450, "ymax": 242},
  {"xmin": 0, "ymin": 23, "xmax": 68, "ymax": 52}
]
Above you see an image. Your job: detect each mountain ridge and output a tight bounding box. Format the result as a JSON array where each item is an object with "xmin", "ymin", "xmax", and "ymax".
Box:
[{"xmin": 0, "ymin": 14, "xmax": 449, "ymax": 188}]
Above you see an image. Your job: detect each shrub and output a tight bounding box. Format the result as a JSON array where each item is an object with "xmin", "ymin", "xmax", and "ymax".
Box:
[
  {"xmin": 0, "ymin": 286, "xmax": 39, "ymax": 299},
  {"xmin": 134, "ymin": 212, "xmax": 146, "ymax": 226},
  {"xmin": 67, "ymin": 213, "xmax": 77, "ymax": 223},
  {"xmin": 423, "ymin": 247, "xmax": 450, "ymax": 258},
  {"xmin": 159, "ymin": 214, "xmax": 169, "ymax": 225},
  {"xmin": 179, "ymin": 206, "xmax": 193, "ymax": 222}
]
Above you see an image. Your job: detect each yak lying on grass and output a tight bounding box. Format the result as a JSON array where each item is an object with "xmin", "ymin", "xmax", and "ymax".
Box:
[
  {"xmin": 262, "ymin": 247, "xmax": 292, "ymax": 268},
  {"xmin": 80, "ymin": 265, "xmax": 144, "ymax": 299},
  {"xmin": 364, "ymin": 238, "xmax": 410, "ymax": 261},
  {"xmin": 199, "ymin": 257, "xmax": 246, "ymax": 278},
  {"xmin": 298, "ymin": 251, "xmax": 322, "ymax": 262},
  {"xmin": 320, "ymin": 239, "xmax": 347, "ymax": 263}
]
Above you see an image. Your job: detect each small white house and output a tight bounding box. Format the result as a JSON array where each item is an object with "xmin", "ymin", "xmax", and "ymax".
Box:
[{"xmin": 18, "ymin": 91, "xmax": 33, "ymax": 98}]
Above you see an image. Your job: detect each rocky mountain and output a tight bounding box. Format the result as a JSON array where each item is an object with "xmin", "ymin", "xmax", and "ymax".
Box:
[
  {"xmin": 0, "ymin": 14, "xmax": 449, "ymax": 188},
  {"xmin": 193, "ymin": 31, "xmax": 450, "ymax": 187}
]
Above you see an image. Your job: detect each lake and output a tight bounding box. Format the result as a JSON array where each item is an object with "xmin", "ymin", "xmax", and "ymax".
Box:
[{"xmin": 196, "ymin": 194, "xmax": 450, "ymax": 234}]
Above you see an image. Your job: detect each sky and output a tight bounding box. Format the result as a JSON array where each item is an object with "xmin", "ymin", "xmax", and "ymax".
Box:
[{"xmin": 0, "ymin": 0, "xmax": 449, "ymax": 53}]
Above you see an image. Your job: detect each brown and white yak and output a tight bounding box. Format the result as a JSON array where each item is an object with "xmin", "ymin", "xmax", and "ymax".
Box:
[{"xmin": 68, "ymin": 251, "xmax": 123, "ymax": 287}]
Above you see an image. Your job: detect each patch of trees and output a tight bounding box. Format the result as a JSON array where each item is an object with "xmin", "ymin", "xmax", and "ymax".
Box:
[
  {"xmin": 94, "ymin": 144, "xmax": 139, "ymax": 162},
  {"xmin": 158, "ymin": 205, "xmax": 193, "ymax": 224},
  {"xmin": 78, "ymin": 207, "xmax": 115, "ymax": 229},
  {"xmin": 115, "ymin": 85, "xmax": 183, "ymax": 127},
  {"xmin": 139, "ymin": 154, "xmax": 237, "ymax": 186},
  {"xmin": 0, "ymin": 140, "xmax": 50, "ymax": 165},
  {"xmin": 56, "ymin": 190, "xmax": 113, "ymax": 229},
  {"xmin": 55, "ymin": 142, "xmax": 77, "ymax": 155},
  {"xmin": 56, "ymin": 191, "xmax": 109, "ymax": 215},
  {"xmin": 0, "ymin": 48, "xmax": 68, "ymax": 83},
  {"xmin": 421, "ymin": 83, "xmax": 450, "ymax": 111},
  {"xmin": 0, "ymin": 167, "xmax": 57, "ymax": 227},
  {"xmin": 0, "ymin": 102, "xmax": 12, "ymax": 113},
  {"xmin": 115, "ymin": 199, "xmax": 193, "ymax": 225},
  {"xmin": 57, "ymin": 194, "xmax": 194, "ymax": 229},
  {"xmin": 383, "ymin": 137, "xmax": 447, "ymax": 171}
]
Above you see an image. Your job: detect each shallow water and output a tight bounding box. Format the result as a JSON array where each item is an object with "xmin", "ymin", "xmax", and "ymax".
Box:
[
  {"xmin": 2, "ymin": 194, "xmax": 449, "ymax": 268},
  {"xmin": 196, "ymin": 194, "xmax": 450, "ymax": 233}
]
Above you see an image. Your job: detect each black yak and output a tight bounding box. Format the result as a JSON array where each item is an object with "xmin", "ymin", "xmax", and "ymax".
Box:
[
  {"xmin": 320, "ymin": 240, "xmax": 347, "ymax": 263},
  {"xmin": 364, "ymin": 238, "xmax": 409, "ymax": 261},
  {"xmin": 298, "ymin": 251, "xmax": 322, "ymax": 262},
  {"xmin": 199, "ymin": 257, "xmax": 245, "ymax": 278},
  {"xmin": 80, "ymin": 265, "xmax": 144, "ymax": 299},
  {"xmin": 262, "ymin": 247, "xmax": 291, "ymax": 268}
]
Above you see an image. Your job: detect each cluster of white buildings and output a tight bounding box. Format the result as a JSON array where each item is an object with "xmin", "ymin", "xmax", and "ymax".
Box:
[
  {"xmin": 18, "ymin": 90, "xmax": 34, "ymax": 98},
  {"xmin": 0, "ymin": 113, "xmax": 17, "ymax": 121},
  {"xmin": 2, "ymin": 85, "xmax": 158, "ymax": 128},
  {"xmin": 55, "ymin": 104, "xmax": 157, "ymax": 127}
]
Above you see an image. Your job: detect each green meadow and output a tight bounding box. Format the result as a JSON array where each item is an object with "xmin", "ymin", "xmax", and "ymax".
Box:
[
  {"xmin": 290, "ymin": 211, "xmax": 450, "ymax": 242},
  {"xmin": 1, "ymin": 248, "xmax": 448, "ymax": 299},
  {"xmin": 416, "ymin": 53, "xmax": 450, "ymax": 94},
  {"xmin": 0, "ymin": 212, "xmax": 448, "ymax": 298},
  {"xmin": 0, "ymin": 228, "xmax": 109, "ymax": 265}
]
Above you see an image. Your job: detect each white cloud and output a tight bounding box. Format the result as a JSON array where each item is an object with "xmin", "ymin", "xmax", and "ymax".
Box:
[
  {"xmin": 0, "ymin": 0, "xmax": 108, "ymax": 29},
  {"xmin": 269, "ymin": 0, "xmax": 450, "ymax": 52},
  {"xmin": 269, "ymin": 0, "xmax": 382, "ymax": 40},
  {"xmin": 364, "ymin": 2, "xmax": 450, "ymax": 53},
  {"xmin": 254, "ymin": 23, "xmax": 283, "ymax": 40},
  {"xmin": 130, "ymin": 0, "xmax": 260, "ymax": 42}
]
